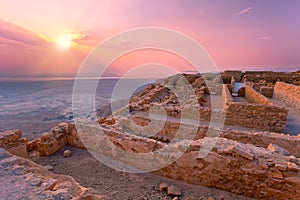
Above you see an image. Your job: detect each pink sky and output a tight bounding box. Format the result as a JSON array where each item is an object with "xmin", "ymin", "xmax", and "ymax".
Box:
[{"xmin": 0, "ymin": 0, "xmax": 299, "ymax": 77}]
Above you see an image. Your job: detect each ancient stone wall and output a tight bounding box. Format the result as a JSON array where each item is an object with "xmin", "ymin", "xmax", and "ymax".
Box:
[
  {"xmin": 259, "ymin": 86, "xmax": 274, "ymax": 98},
  {"xmin": 0, "ymin": 129, "xmax": 27, "ymax": 158},
  {"xmin": 245, "ymin": 85, "xmax": 273, "ymax": 105},
  {"xmin": 243, "ymin": 71, "xmax": 300, "ymax": 84},
  {"xmin": 222, "ymin": 70, "xmax": 242, "ymax": 82},
  {"xmin": 2, "ymin": 120, "xmax": 300, "ymax": 199},
  {"xmin": 27, "ymin": 123, "xmax": 85, "ymax": 156},
  {"xmin": 222, "ymin": 84, "xmax": 234, "ymax": 106},
  {"xmin": 274, "ymin": 82, "xmax": 300, "ymax": 112},
  {"xmin": 81, "ymin": 123, "xmax": 300, "ymax": 199},
  {"xmin": 155, "ymin": 138, "xmax": 300, "ymax": 200},
  {"xmin": 225, "ymin": 102, "xmax": 287, "ymax": 132},
  {"xmin": 120, "ymin": 116, "xmax": 300, "ymax": 157},
  {"xmin": 220, "ymin": 85, "xmax": 288, "ymax": 132}
]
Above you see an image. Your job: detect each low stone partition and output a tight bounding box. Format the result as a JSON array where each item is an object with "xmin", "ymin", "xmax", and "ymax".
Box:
[
  {"xmin": 222, "ymin": 84, "xmax": 234, "ymax": 106},
  {"xmin": 27, "ymin": 123, "xmax": 85, "ymax": 156},
  {"xmin": 222, "ymin": 84, "xmax": 288, "ymax": 132},
  {"xmin": 0, "ymin": 129, "xmax": 27, "ymax": 158},
  {"xmin": 245, "ymin": 85, "xmax": 274, "ymax": 105},
  {"xmin": 118, "ymin": 116, "xmax": 300, "ymax": 157},
  {"xmin": 274, "ymin": 82, "xmax": 300, "ymax": 112},
  {"xmin": 225, "ymin": 102, "xmax": 287, "ymax": 132}
]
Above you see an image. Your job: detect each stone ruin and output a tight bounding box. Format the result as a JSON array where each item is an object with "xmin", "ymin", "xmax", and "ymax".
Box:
[{"xmin": 1, "ymin": 72, "xmax": 300, "ymax": 199}]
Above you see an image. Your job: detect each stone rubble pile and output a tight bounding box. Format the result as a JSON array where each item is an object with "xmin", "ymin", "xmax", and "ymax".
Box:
[{"xmin": 0, "ymin": 148, "xmax": 101, "ymax": 199}]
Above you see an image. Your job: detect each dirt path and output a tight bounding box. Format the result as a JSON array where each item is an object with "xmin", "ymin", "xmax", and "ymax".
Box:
[{"xmin": 34, "ymin": 146, "xmax": 252, "ymax": 200}]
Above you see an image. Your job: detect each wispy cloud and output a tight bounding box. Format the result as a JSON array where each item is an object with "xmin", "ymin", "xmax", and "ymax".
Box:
[
  {"xmin": 259, "ymin": 36, "xmax": 272, "ymax": 40},
  {"xmin": 237, "ymin": 7, "xmax": 253, "ymax": 16}
]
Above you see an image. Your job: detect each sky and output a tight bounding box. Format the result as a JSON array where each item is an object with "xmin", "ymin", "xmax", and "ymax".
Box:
[{"xmin": 0, "ymin": 0, "xmax": 299, "ymax": 77}]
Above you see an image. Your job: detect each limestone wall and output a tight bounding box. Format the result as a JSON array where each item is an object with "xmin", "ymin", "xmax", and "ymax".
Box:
[
  {"xmin": 222, "ymin": 84, "xmax": 234, "ymax": 106},
  {"xmin": 27, "ymin": 123, "xmax": 85, "ymax": 156},
  {"xmin": 219, "ymin": 85, "xmax": 288, "ymax": 132},
  {"xmin": 2, "ymin": 121, "xmax": 300, "ymax": 199},
  {"xmin": 225, "ymin": 102, "xmax": 287, "ymax": 132},
  {"xmin": 243, "ymin": 71, "xmax": 300, "ymax": 84},
  {"xmin": 0, "ymin": 129, "xmax": 27, "ymax": 158},
  {"xmin": 274, "ymin": 82, "xmax": 300, "ymax": 112},
  {"xmin": 120, "ymin": 116, "xmax": 300, "ymax": 157},
  {"xmin": 155, "ymin": 138, "xmax": 300, "ymax": 200},
  {"xmin": 222, "ymin": 70, "xmax": 242, "ymax": 82},
  {"xmin": 82, "ymin": 124, "xmax": 300, "ymax": 199},
  {"xmin": 245, "ymin": 85, "xmax": 273, "ymax": 105}
]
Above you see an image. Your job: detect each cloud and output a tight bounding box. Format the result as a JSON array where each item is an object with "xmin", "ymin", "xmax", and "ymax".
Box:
[
  {"xmin": 237, "ymin": 7, "xmax": 253, "ymax": 16},
  {"xmin": 0, "ymin": 19, "xmax": 47, "ymax": 46},
  {"xmin": 259, "ymin": 36, "xmax": 272, "ymax": 40}
]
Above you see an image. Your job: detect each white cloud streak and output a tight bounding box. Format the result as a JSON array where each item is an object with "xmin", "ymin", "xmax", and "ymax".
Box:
[{"xmin": 237, "ymin": 7, "xmax": 253, "ymax": 16}]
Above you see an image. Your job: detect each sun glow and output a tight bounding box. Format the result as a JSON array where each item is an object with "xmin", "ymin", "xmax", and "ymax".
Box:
[{"xmin": 56, "ymin": 35, "xmax": 72, "ymax": 49}]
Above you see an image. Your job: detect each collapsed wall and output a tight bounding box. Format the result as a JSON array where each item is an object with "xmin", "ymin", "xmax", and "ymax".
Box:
[{"xmin": 274, "ymin": 82, "xmax": 300, "ymax": 112}]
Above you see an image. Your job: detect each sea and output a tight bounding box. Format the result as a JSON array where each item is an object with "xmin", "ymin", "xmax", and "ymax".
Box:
[{"xmin": 0, "ymin": 77, "xmax": 156, "ymax": 139}]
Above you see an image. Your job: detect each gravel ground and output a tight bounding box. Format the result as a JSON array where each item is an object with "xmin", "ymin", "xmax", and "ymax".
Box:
[{"xmin": 34, "ymin": 146, "xmax": 253, "ymax": 200}]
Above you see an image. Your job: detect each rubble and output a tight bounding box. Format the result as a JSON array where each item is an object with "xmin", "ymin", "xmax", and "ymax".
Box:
[{"xmin": 0, "ymin": 148, "xmax": 101, "ymax": 199}]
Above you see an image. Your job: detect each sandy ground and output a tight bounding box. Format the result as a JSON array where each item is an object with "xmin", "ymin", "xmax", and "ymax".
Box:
[{"xmin": 34, "ymin": 146, "xmax": 253, "ymax": 200}]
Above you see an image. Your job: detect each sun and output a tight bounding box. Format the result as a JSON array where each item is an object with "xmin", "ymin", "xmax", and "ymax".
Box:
[{"xmin": 56, "ymin": 35, "xmax": 72, "ymax": 49}]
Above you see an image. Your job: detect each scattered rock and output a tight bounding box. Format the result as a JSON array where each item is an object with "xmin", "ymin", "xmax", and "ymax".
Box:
[
  {"xmin": 39, "ymin": 178, "xmax": 57, "ymax": 192},
  {"xmin": 267, "ymin": 143, "xmax": 290, "ymax": 156},
  {"xmin": 167, "ymin": 185, "xmax": 182, "ymax": 197},
  {"xmin": 12, "ymin": 165, "xmax": 25, "ymax": 175},
  {"xmin": 46, "ymin": 164, "xmax": 54, "ymax": 171},
  {"xmin": 287, "ymin": 162, "xmax": 300, "ymax": 172},
  {"xmin": 267, "ymin": 168, "xmax": 284, "ymax": 179},
  {"xmin": 159, "ymin": 182, "xmax": 169, "ymax": 192},
  {"xmin": 25, "ymin": 174, "xmax": 42, "ymax": 186},
  {"xmin": 63, "ymin": 150, "xmax": 72, "ymax": 158},
  {"xmin": 207, "ymin": 196, "xmax": 215, "ymax": 200},
  {"xmin": 232, "ymin": 146, "xmax": 254, "ymax": 160}
]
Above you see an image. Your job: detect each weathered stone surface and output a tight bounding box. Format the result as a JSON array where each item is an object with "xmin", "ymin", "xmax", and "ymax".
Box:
[
  {"xmin": 153, "ymin": 138, "xmax": 300, "ymax": 199},
  {"xmin": 267, "ymin": 143, "xmax": 290, "ymax": 156},
  {"xmin": 167, "ymin": 185, "xmax": 182, "ymax": 196},
  {"xmin": 274, "ymin": 82, "xmax": 300, "ymax": 112},
  {"xmin": 0, "ymin": 129, "xmax": 27, "ymax": 158},
  {"xmin": 159, "ymin": 182, "xmax": 169, "ymax": 191},
  {"xmin": 232, "ymin": 146, "xmax": 254, "ymax": 160},
  {"xmin": 0, "ymin": 148, "xmax": 102, "ymax": 199},
  {"xmin": 66, "ymin": 123, "xmax": 86, "ymax": 149},
  {"xmin": 260, "ymin": 86, "xmax": 274, "ymax": 98}
]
